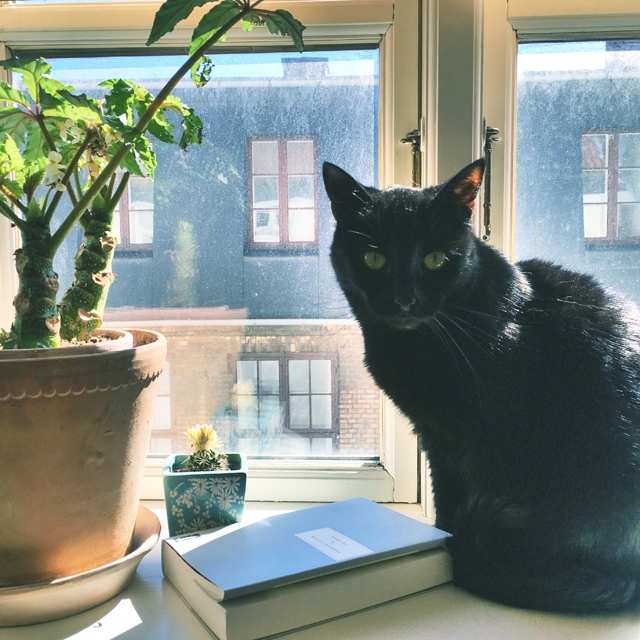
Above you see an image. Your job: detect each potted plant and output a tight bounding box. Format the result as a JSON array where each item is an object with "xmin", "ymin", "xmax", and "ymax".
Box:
[
  {"xmin": 0, "ymin": 0, "xmax": 304, "ymax": 588},
  {"xmin": 163, "ymin": 424, "xmax": 248, "ymax": 537}
]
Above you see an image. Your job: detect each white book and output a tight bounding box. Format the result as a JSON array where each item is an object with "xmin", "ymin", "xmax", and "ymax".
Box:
[
  {"xmin": 161, "ymin": 498, "xmax": 452, "ymax": 640},
  {"xmin": 163, "ymin": 545, "xmax": 452, "ymax": 640},
  {"xmin": 162, "ymin": 498, "xmax": 451, "ymax": 601}
]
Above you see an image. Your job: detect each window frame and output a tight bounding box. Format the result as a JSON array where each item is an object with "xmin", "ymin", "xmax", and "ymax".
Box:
[
  {"xmin": 582, "ymin": 129, "xmax": 640, "ymax": 246},
  {"xmin": 231, "ymin": 352, "xmax": 339, "ymax": 452},
  {"xmin": 247, "ymin": 135, "xmax": 319, "ymax": 251},
  {"xmin": 0, "ymin": 0, "xmax": 421, "ymax": 506}
]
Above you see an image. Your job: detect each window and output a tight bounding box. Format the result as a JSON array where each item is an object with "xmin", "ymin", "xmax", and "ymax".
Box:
[
  {"xmin": 113, "ymin": 175, "xmax": 154, "ymax": 252},
  {"xmin": 248, "ymin": 137, "xmax": 318, "ymax": 250},
  {"xmin": 583, "ymin": 132, "xmax": 640, "ymax": 243},
  {"xmin": 514, "ymin": 40, "xmax": 640, "ymax": 305},
  {"xmin": 228, "ymin": 354, "xmax": 338, "ymax": 455},
  {"xmin": 0, "ymin": 0, "xmax": 421, "ymax": 504},
  {"xmin": 149, "ymin": 363, "xmax": 173, "ymax": 453}
]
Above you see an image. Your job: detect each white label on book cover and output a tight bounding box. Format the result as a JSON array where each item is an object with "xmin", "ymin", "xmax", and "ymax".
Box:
[{"xmin": 295, "ymin": 527, "xmax": 372, "ymax": 562}]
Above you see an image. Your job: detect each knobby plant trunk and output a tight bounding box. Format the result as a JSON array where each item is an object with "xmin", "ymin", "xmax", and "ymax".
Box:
[
  {"xmin": 59, "ymin": 201, "xmax": 118, "ymax": 342},
  {"xmin": 13, "ymin": 223, "xmax": 61, "ymax": 349}
]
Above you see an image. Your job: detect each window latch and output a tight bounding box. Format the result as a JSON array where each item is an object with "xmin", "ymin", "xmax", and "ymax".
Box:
[
  {"xmin": 401, "ymin": 129, "xmax": 421, "ymax": 188},
  {"xmin": 482, "ymin": 122, "xmax": 501, "ymax": 241}
]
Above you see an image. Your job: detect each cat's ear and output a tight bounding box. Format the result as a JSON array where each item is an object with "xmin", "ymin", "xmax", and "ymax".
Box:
[
  {"xmin": 323, "ymin": 162, "xmax": 373, "ymax": 222},
  {"xmin": 435, "ymin": 159, "xmax": 485, "ymax": 218}
]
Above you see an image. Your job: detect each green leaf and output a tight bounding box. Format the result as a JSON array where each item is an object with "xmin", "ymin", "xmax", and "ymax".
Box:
[
  {"xmin": 0, "ymin": 58, "xmax": 52, "ymax": 104},
  {"xmin": 0, "ymin": 178, "xmax": 23, "ymax": 201},
  {"xmin": 22, "ymin": 119, "xmax": 57, "ymax": 165},
  {"xmin": 146, "ymin": 112, "xmax": 177, "ymax": 144},
  {"xmin": 179, "ymin": 107, "xmax": 203, "ymax": 151},
  {"xmin": 147, "ymin": 0, "xmax": 233, "ymax": 46},
  {"xmin": 25, "ymin": 196, "xmax": 43, "ymax": 221},
  {"xmin": 0, "ymin": 108, "xmax": 31, "ymax": 147},
  {"xmin": 188, "ymin": 0, "xmax": 240, "ymax": 57},
  {"xmin": 41, "ymin": 90, "xmax": 102, "ymax": 125},
  {"xmin": 0, "ymin": 136, "xmax": 25, "ymax": 175},
  {"xmin": 0, "ymin": 82, "xmax": 31, "ymax": 109},
  {"xmin": 264, "ymin": 9, "xmax": 305, "ymax": 53},
  {"xmin": 190, "ymin": 55, "xmax": 214, "ymax": 88}
]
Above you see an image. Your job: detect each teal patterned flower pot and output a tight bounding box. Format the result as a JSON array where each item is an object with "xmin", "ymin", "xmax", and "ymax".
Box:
[{"xmin": 162, "ymin": 453, "xmax": 248, "ymax": 537}]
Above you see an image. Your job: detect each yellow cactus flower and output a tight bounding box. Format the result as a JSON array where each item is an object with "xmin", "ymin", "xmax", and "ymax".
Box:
[{"xmin": 185, "ymin": 424, "xmax": 222, "ymax": 452}]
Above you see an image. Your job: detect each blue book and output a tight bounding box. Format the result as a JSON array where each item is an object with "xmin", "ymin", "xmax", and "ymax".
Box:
[{"xmin": 161, "ymin": 497, "xmax": 450, "ymax": 602}]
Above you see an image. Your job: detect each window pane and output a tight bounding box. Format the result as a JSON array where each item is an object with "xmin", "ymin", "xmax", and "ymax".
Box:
[
  {"xmin": 618, "ymin": 169, "xmax": 640, "ymax": 203},
  {"xmin": 259, "ymin": 360, "xmax": 279, "ymax": 394},
  {"xmin": 619, "ymin": 133, "xmax": 640, "ymax": 168},
  {"xmin": 129, "ymin": 210, "xmax": 153, "ymax": 245},
  {"xmin": 288, "ymin": 176, "xmax": 314, "ymax": 208},
  {"xmin": 287, "ymin": 140, "xmax": 314, "ymax": 174},
  {"xmin": 289, "ymin": 360, "xmax": 309, "ymax": 394},
  {"xmin": 46, "ymin": 51, "xmax": 380, "ymax": 458},
  {"xmin": 129, "ymin": 178, "xmax": 154, "ymax": 210},
  {"xmin": 253, "ymin": 176, "xmax": 279, "ymax": 208},
  {"xmin": 584, "ymin": 204, "xmax": 608, "ymax": 238},
  {"xmin": 237, "ymin": 360, "xmax": 257, "ymax": 395},
  {"xmin": 289, "ymin": 396, "xmax": 310, "ymax": 429},
  {"xmin": 238, "ymin": 395, "xmax": 258, "ymax": 430},
  {"xmin": 252, "ymin": 140, "xmax": 279, "ymax": 174},
  {"xmin": 288, "ymin": 209, "xmax": 315, "ymax": 242},
  {"xmin": 583, "ymin": 171, "xmax": 607, "ymax": 203},
  {"xmin": 618, "ymin": 204, "xmax": 640, "ymax": 237},
  {"xmin": 310, "ymin": 360, "xmax": 331, "ymax": 393},
  {"xmin": 582, "ymin": 134, "xmax": 608, "ymax": 169},
  {"xmin": 516, "ymin": 41, "xmax": 640, "ymax": 305},
  {"xmin": 311, "ymin": 395, "xmax": 331, "ymax": 429},
  {"xmin": 152, "ymin": 396, "xmax": 172, "ymax": 429}
]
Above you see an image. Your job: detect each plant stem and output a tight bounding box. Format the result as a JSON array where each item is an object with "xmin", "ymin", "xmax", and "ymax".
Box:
[
  {"xmin": 0, "ymin": 185, "xmax": 28, "ymax": 216},
  {"xmin": 107, "ymin": 171, "xmax": 130, "ymax": 213},
  {"xmin": 0, "ymin": 198, "xmax": 27, "ymax": 233},
  {"xmin": 47, "ymin": 8, "xmax": 254, "ymax": 258},
  {"xmin": 44, "ymin": 132, "xmax": 93, "ymax": 224},
  {"xmin": 36, "ymin": 114, "xmax": 57, "ymax": 154}
]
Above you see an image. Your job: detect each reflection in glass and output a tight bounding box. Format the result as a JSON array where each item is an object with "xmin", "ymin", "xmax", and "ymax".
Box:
[
  {"xmin": 130, "ymin": 211, "xmax": 154, "ymax": 245},
  {"xmin": 252, "ymin": 140, "xmax": 279, "ymax": 174},
  {"xmin": 311, "ymin": 395, "xmax": 331, "ymax": 429},
  {"xmin": 583, "ymin": 171, "xmax": 607, "ymax": 203},
  {"xmin": 584, "ymin": 204, "xmax": 608, "ymax": 237},
  {"xmin": 288, "ymin": 176, "xmax": 314, "ymax": 208},
  {"xmin": 290, "ymin": 396, "xmax": 310, "ymax": 429},
  {"xmin": 311, "ymin": 360, "xmax": 331, "ymax": 393},
  {"xmin": 289, "ymin": 360, "xmax": 309, "ymax": 394},
  {"xmin": 582, "ymin": 134, "xmax": 608, "ymax": 169},
  {"xmin": 237, "ymin": 361, "xmax": 258, "ymax": 395},
  {"xmin": 619, "ymin": 133, "xmax": 640, "ymax": 168},
  {"xmin": 287, "ymin": 140, "xmax": 314, "ymax": 173},
  {"xmin": 618, "ymin": 168, "xmax": 640, "ymax": 203},
  {"xmin": 259, "ymin": 360, "xmax": 280, "ymax": 394},
  {"xmin": 253, "ymin": 210, "xmax": 279, "ymax": 242},
  {"xmin": 618, "ymin": 204, "xmax": 640, "ymax": 237},
  {"xmin": 288, "ymin": 209, "xmax": 314, "ymax": 242},
  {"xmin": 253, "ymin": 176, "xmax": 279, "ymax": 208}
]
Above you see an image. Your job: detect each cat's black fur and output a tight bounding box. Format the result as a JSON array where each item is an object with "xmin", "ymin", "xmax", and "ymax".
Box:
[{"xmin": 323, "ymin": 159, "xmax": 640, "ymax": 614}]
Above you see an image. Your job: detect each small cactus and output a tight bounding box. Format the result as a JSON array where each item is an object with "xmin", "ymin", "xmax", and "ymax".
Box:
[{"xmin": 182, "ymin": 424, "xmax": 229, "ymax": 472}]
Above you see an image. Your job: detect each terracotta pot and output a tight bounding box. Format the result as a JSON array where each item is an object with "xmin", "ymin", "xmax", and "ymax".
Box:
[{"xmin": 0, "ymin": 329, "xmax": 166, "ymax": 587}]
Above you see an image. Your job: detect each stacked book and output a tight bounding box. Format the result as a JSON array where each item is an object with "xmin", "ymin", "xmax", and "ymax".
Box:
[{"xmin": 162, "ymin": 497, "xmax": 452, "ymax": 640}]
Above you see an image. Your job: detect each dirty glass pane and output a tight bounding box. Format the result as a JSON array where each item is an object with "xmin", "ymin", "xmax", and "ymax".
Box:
[
  {"xmin": 130, "ymin": 211, "xmax": 154, "ymax": 244},
  {"xmin": 619, "ymin": 169, "xmax": 640, "ymax": 202},
  {"xmin": 620, "ymin": 133, "xmax": 640, "ymax": 167},
  {"xmin": 252, "ymin": 141, "xmax": 279, "ymax": 174},
  {"xmin": 310, "ymin": 360, "xmax": 331, "ymax": 394},
  {"xmin": 42, "ymin": 50, "xmax": 380, "ymax": 458},
  {"xmin": 288, "ymin": 209, "xmax": 314, "ymax": 242},
  {"xmin": 290, "ymin": 396, "xmax": 310, "ymax": 429},
  {"xmin": 129, "ymin": 178, "xmax": 154, "ymax": 210},
  {"xmin": 582, "ymin": 134, "xmax": 608, "ymax": 169},
  {"xmin": 311, "ymin": 395, "xmax": 331, "ymax": 429},
  {"xmin": 288, "ymin": 140, "xmax": 314, "ymax": 173},
  {"xmin": 516, "ymin": 41, "xmax": 640, "ymax": 304},
  {"xmin": 253, "ymin": 210, "xmax": 279, "ymax": 242},
  {"xmin": 289, "ymin": 359, "xmax": 309, "ymax": 394},
  {"xmin": 619, "ymin": 204, "xmax": 640, "ymax": 237},
  {"xmin": 259, "ymin": 360, "xmax": 279, "ymax": 394}
]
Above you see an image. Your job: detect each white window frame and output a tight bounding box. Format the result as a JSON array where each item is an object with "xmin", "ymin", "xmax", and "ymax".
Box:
[{"xmin": 0, "ymin": 0, "xmax": 421, "ymax": 505}]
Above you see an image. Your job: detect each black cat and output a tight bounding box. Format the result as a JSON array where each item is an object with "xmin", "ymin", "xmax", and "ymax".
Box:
[{"xmin": 323, "ymin": 159, "xmax": 640, "ymax": 614}]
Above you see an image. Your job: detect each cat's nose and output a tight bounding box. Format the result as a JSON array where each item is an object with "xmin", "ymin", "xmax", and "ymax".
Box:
[{"xmin": 395, "ymin": 297, "xmax": 416, "ymax": 313}]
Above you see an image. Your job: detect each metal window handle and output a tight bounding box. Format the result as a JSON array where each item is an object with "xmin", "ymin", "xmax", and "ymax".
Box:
[
  {"xmin": 482, "ymin": 123, "xmax": 501, "ymax": 241},
  {"xmin": 401, "ymin": 129, "xmax": 422, "ymax": 188}
]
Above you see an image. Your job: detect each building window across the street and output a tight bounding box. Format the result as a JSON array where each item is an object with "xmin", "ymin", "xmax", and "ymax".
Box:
[
  {"xmin": 248, "ymin": 137, "xmax": 318, "ymax": 250},
  {"xmin": 583, "ymin": 131, "xmax": 640, "ymax": 243},
  {"xmin": 230, "ymin": 353, "xmax": 337, "ymax": 455},
  {"xmin": 113, "ymin": 175, "xmax": 154, "ymax": 251}
]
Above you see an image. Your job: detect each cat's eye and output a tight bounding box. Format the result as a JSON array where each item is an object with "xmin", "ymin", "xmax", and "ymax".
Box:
[
  {"xmin": 364, "ymin": 252, "xmax": 386, "ymax": 270},
  {"xmin": 424, "ymin": 252, "xmax": 447, "ymax": 270}
]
